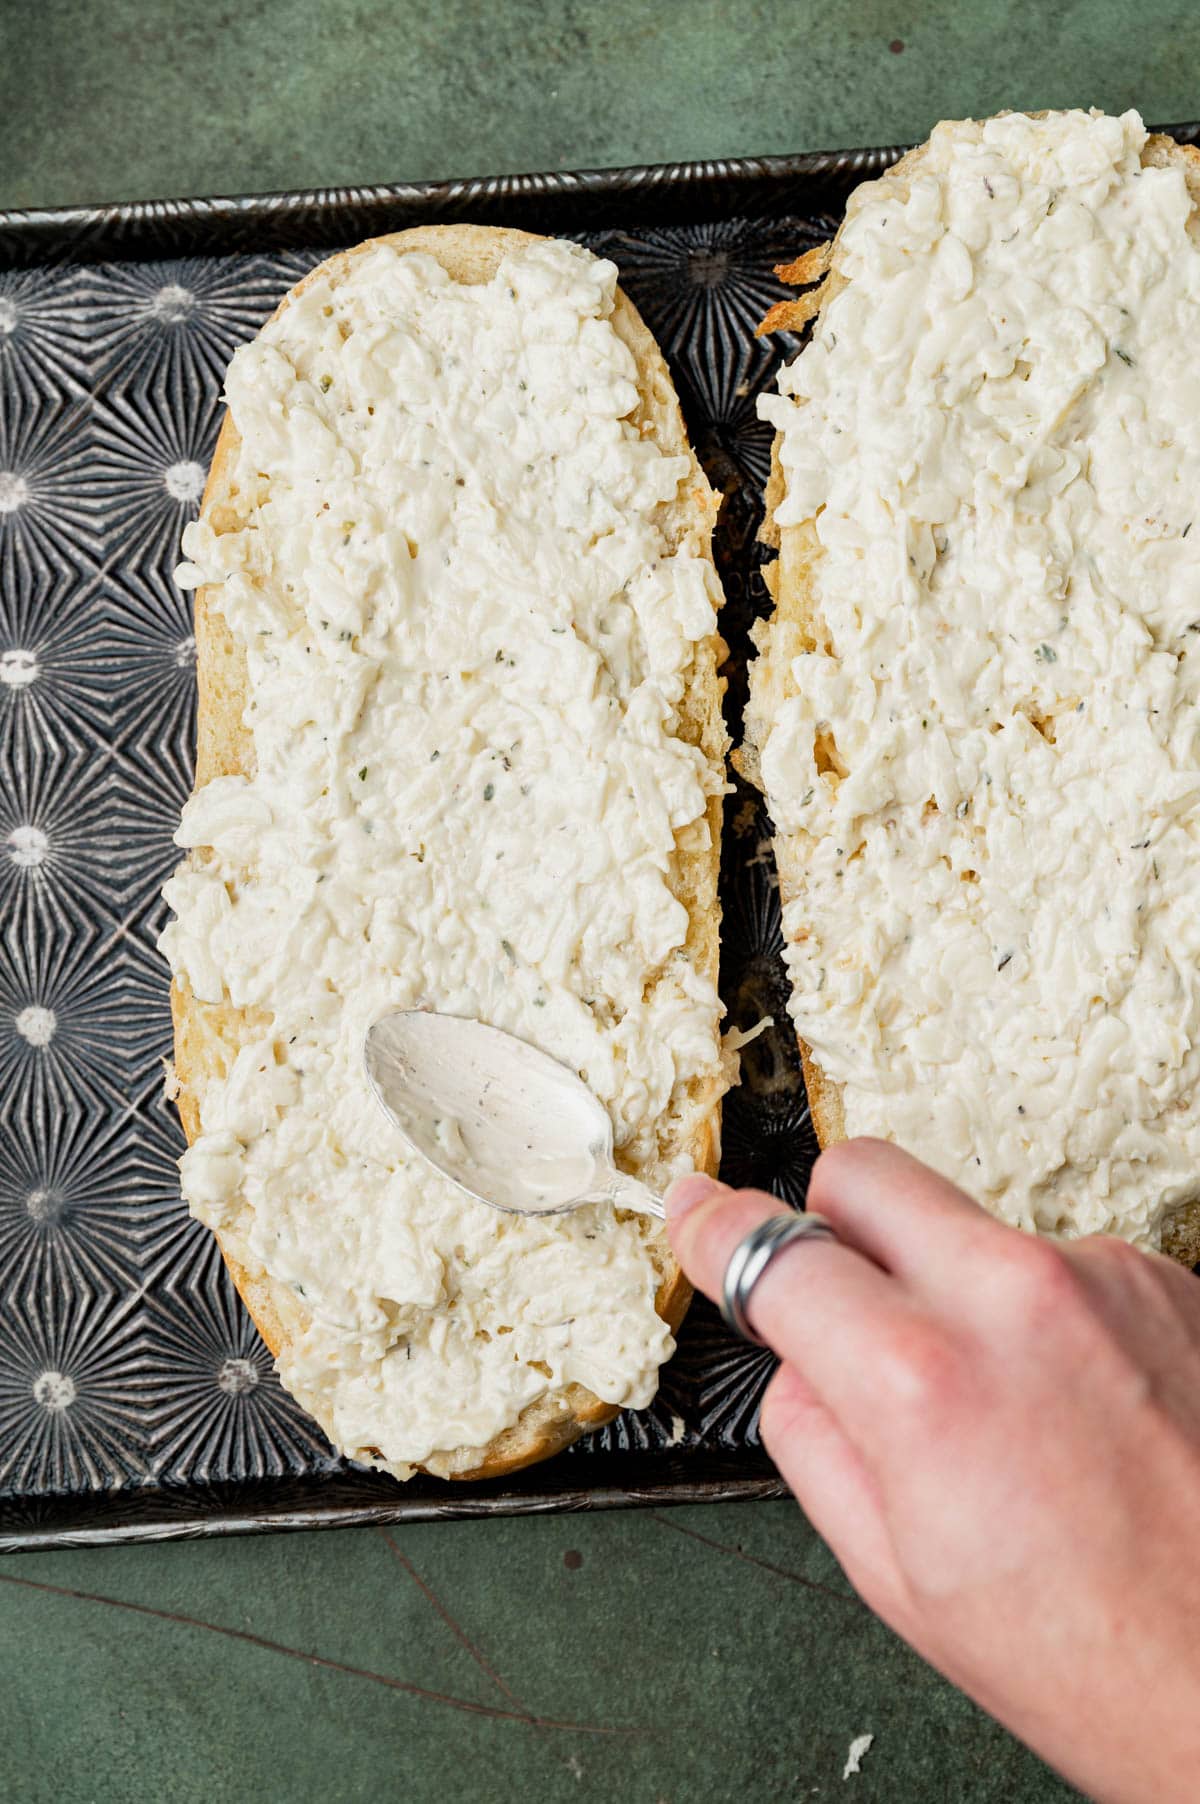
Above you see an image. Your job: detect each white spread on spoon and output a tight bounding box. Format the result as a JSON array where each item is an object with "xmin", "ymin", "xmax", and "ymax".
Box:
[{"xmin": 160, "ymin": 236, "xmax": 728, "ymax": 1474}]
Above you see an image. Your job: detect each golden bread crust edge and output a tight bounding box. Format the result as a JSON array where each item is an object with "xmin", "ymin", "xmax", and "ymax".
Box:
[
  {"xmin": 169, "ymin": 224, "xmax": 727, "ymax": 1482},
  {"xmin": 745, "ymin": 124, "xmax": 1200, "ymax": 1267}
]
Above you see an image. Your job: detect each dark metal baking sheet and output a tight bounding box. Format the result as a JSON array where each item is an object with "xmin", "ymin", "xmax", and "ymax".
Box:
[{"xmin": 4, "ymin": 128, "xmax": 1197, "ymax": 1552}]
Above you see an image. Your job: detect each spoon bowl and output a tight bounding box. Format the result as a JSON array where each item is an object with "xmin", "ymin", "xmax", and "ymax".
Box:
[{"xmin": 363, "ymin": 1009, "xmax": 664, "ymax": 1220}]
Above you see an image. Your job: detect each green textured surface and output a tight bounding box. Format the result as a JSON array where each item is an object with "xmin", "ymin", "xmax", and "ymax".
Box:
[
  {"xmin": 0, "ymin": 0, "xmax": 1197, "ymax": 208},
  {"xmin": 1, "ymin": 1, "xmax": 1185, "ymax": 1797},
  {"xmin": 1, "ymin": 1506, "xmax": 1080, "ymax": 1804}
]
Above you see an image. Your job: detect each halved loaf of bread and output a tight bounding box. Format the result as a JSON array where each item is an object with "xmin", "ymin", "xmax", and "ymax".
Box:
[
  {"xmin": 744, "ymin": 116, "xmax": 1200, "ymax": 1264},
  {"xmin": 166, "ymin": 226, "xmax": 728, "ymax": 1478}
]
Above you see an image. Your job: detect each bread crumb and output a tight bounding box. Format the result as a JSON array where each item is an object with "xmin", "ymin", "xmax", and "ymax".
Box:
[
  {"xmin": 667, "ymin": 1412, "xmax": 686, "ymax": 1445},
  {"xmin": 843, "ymin": 1733, "xmax": 874, "ymax": 1779},
  {"xmin": 162, "ymin": 1059, "xmax": 181, "ymax": 1102}
]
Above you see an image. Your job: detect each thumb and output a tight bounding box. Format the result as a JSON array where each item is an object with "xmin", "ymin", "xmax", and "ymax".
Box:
[{"xmin": 664, "ymin": 1173, "xmax": 792, "ymax": 1312}]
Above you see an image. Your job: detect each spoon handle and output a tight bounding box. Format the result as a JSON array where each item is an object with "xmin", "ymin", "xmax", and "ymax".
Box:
[{"xmin": 606, "ymin": 1171, "xmax": 666, "ymax": 1220}]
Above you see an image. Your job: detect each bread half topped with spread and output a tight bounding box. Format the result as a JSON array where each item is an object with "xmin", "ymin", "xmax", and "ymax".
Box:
[
  {"xmin": 746, "ymin": 110, "xmax": 1200, "ymax": 1257},
  {"xmin": 160, "ymin": 227, "xmax": 730, "ymax": 1479}
]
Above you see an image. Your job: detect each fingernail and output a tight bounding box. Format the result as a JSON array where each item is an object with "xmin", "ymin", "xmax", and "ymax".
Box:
[{"xmin": 665, "ymin": 1173, "xmax": 725, "ymax": 1221}]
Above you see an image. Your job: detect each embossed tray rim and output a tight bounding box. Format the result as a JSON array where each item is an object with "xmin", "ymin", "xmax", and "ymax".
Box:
[
  {"xmin": 3, "ymin": 125, "xmax": 1195, "ymax": 1553},
  {"xmin": 3, "ymin": 123, "xmax": 1194, "ymax": 265},
  {"xmin": 0, "ymin": 144, "xmax": 911, "ymax": 266}
]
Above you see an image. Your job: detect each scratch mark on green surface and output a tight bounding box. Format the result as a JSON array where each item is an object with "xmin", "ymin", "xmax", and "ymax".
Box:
[
  {"xmin": 0, "ymin": 1568, "xmax": 638, "ymax": 1734},
  {"xmin": 378, "ymin": 1528, "xmax": 534, "ymax": 1721},
  {"xmin": 376, "ymin": 1527, "xmax": 643, "ymax": 1778},
  {"xmin": 646, "ymin": 1513, "xmax": 862, "ymax": 1607}
]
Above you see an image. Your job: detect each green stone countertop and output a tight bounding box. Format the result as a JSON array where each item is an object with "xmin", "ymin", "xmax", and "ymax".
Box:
[
  {"xmin": 2, "ymin": 4, "xmax": 1192, "ymax": 1797},
  {"xmin": 2, "ymin": 0, "xmax": 1198, "ymax": 207}
]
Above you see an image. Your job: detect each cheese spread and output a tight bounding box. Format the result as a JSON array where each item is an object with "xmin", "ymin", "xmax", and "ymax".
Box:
[
  {"xmin": 159, "ymin": 236, "xmax": 727, "ymax": 1473},
  {"xmin": 756, "ymin": 110, "xmax": 1200, "ymax": 1246}
]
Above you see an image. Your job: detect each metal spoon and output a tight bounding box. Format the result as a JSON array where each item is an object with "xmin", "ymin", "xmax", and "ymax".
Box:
[{"xmin": 363, "ymin": 1009, "xmax": 665, "ymax": 1220}]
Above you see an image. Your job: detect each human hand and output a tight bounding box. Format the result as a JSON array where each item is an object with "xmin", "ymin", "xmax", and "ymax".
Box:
[{"xmin": 667, "ymin": 1141, "xmax": 1200, "ymax": 1804}]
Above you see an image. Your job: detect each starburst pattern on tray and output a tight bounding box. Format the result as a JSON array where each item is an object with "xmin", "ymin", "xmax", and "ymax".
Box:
[
  {"xmin": 721, "ymin": 1091, "xmax": 816, "ymax": 1211},
  {"xmin": 0, "ymin": 1096, "xmax": 179, "ymax": 1295},
  {"xmin": 104, "ymin": 559, "xmax": 199, "ymax": 805},
  {"xmin": 0, "ymin": 1283, "xmax": 153, "ymax": 1493},
  {"xmin": 0, "ymin": 184, "xmax": 848, "ymax": 1540},
  {"xmin": 670, "ymin": 1296, "xmax": 775, "ymax": 1450},
  {"xmin": 572, "ymin": 1347, "xmax": 701, "ymax": 1458},
  {"xmin": 89, "ymin": 373, "xmax": 222, "ymax": 577},
  {"xmin": 71, "ymin": 256, "xmax": 291, "ymax": 393},
  {"xmin": 0, "ymin": 390, "xmax": 104, "ymax": 611},
  {"xmin": 1, "ymin": 904, "xmax": 133, "ymax": 1114},
  {"xmin": 1, "ymin": 574, "xmax": 125, "ymax": 756},
  {"xmin": 144, "ymin": 1236, "xmax": 338, "ymax": 1482},
  {"xmin": 592, "ymin": 216, "xmax": 814, "ymax": 362},
  {"xmin": 0, "ymin": 267, "xmax": 99, "ymax": 400},
  {"xmin": 0, "ymin": 738, "xmax": 126, "ymax": 922},
  {"xmin": 590, "ymin": 218, "xmax": 807, "ymax": 502}
]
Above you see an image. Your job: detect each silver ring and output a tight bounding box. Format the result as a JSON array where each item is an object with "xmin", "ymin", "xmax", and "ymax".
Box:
[{"xmin": 720, "ymin": 1211, "xmax": 839, "ymax": 1346}]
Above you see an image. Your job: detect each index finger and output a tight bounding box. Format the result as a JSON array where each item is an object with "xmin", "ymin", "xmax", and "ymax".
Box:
[
  {"xmin": 666, "ymin": 1175, "xmax": 918, "ymax": 1435},
  {"xmin": 808, "ymin": 1138, "xmax": 998, "ymax": 1284}
]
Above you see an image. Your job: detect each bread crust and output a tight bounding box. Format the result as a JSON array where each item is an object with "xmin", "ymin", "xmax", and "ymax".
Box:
[
  {"xmin": 169, "ymin": 225, "xmax": 727, "ymax": 1480},
  {"xmin": 746, "ymin": 123, "xmax": 1200, "ymax": 1266}
]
